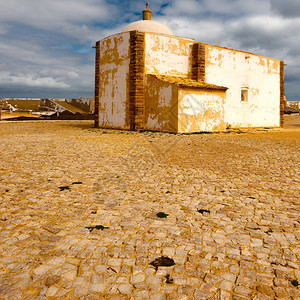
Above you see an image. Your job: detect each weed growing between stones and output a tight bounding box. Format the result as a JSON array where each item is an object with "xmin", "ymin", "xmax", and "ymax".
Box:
[
  {"xmin": 291, "ymin": 279, "xmax": 299, "ymax": 287},
  {"xmin": 198, "ymin": 209, "xmax": 210, "ymax": 214},
  {"xmin": 156, "ymin": 212, "xmax": 169, "ymax": 218},
  {"xmin": 150, "ymin": 256, "xmax": 175, "ymax": 271},
  {"xmin": 86, "ymin": 225, "xmax": 109, "ymax": 232},
  {"xmin": 59, "ymin": 186, "xmax": 70, "ymax": 191},
  {"xmin": 59, "ymin": 182, "xmax": 82, "ymax": 191},
  {"xmin": 165, "ymin": 274, "xmax": 174, "ymax": 284}
]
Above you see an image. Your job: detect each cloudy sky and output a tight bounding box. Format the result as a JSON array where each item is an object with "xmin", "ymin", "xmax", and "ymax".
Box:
[{"xmin": 0, "ymin": 0, "xmax": 299, "ymax": 99}]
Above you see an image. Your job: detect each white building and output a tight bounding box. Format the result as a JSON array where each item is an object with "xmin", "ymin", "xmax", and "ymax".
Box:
[{"xmin": 94, "ymin": 4, "xmax": 284, "ymax": 133}]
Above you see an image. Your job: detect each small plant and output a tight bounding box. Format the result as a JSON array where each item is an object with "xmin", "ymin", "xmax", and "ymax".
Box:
[
  {"xmin": 291, "ymin": 279, "xmax": 299, "ymax": 287},
  {"xmin": 86, "ymin": 225, "xmax": 109, "ymax": 232},
  {"xmin": 156, "ymin": 212, "xmax": 169, "ymax": 218},
  {"xmin": 91, "ymin": 211, "xmax": 97, "ymax": 214},
  {"xmin": 150, "ymin": 256, "xmax": 175, "ymax": 270},
  {"xmin": 72, "ymin": 182, "xmax": 82, "ymax": 185},
  {"xmin": 198, "ymin": 209, "xmax": 210, "ymax": 214},
  {"xmin": 59, "ymin": 186, "xmax": 70, "ymax": 191},
  {"xmin": 165, "ymin": 274, "xmax": 174, "ymax": 284}
]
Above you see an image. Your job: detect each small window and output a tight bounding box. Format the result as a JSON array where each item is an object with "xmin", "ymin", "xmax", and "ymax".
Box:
[{"xmin": 241, "ymin": 88, "xmax": 248, "ymax": 102}]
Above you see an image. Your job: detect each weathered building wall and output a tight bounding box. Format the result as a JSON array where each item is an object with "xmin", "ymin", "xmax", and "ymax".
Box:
[
  {"xmin": 144, "ymin": 75, "xmax": 178, "ymax": 132},
  {"xmin": 144, "ymin": 33, "xmax": 194, "ymax": 77},
  {"xmin": 178, "ymin": 89, "xmax": 226, "ymax": 133},
  {"xmin": 204, "ymin": 45, "xmax": 281, "ymax": 128},
  {"xmin": 98, "ymin": 32, "xmax": 131, "ymax": 129}
]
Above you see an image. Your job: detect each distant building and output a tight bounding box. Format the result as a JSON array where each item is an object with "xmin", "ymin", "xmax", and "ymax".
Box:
[
  {"xmin": 97, "ymin": 3, "xmax": 284, "ymax": 132},
  {"xmin": 286, "ymin": 101, "xmax": 300, "ymax": 111},
  {"xmin": 39, "ymin": 98, "xmax": 92, "ymax": 115},
  {"xmin": 1, "ymin": 99, "xmax": 40, "ymax": 112}
]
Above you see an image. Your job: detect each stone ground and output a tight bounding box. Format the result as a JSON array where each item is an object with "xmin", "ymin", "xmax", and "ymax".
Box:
[{"xmin": 0, "ymin": 116, "xmax": 299, "ymax": 300}]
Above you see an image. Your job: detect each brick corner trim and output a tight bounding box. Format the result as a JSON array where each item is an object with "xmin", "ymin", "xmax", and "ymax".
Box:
[
  {"xmin": 191, "ymin": 43, "xmax": 205, "ymax": 82},
  {"xmin": 280, "ymin": 61, "xmax": 285, "ymax": 128},
  {"xmin": 129, "ymin": 31, "xmax": 145, "ymax": 131},
  {"xmin": 94, "ymin": 41, "xmax": 101, "ymax": 128}
]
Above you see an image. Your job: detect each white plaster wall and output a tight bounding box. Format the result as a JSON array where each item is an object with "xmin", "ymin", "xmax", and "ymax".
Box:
[
  {"xmin": 178, "ymin": 90, "xmax": 226, "ymax": 133},
  {"xmin": 205, "ymin": 46, "xmax": 281, "ymax": 128},
  {"xmin": 144, "ymin": 33, "xmax": 194, "ymax": 77},
  {"xmin": 99, "ymin": 32, "xmax": 130, "ymax": 128}
]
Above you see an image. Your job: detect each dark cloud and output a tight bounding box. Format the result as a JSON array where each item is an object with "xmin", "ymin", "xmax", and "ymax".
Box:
[{"xmin": 271, "ymin": 0, "xmax": 300, "ymax": 18}]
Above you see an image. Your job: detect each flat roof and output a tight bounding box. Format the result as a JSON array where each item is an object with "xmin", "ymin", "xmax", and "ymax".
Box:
[{"xmin": 148, "ymin": 74, "xmax": 228, "ymax": 91}]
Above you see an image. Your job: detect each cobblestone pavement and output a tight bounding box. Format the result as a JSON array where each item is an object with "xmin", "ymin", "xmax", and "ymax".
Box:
[{"xmin": 0, "ymin": 120, "xmax": 299, "ymax": 300}]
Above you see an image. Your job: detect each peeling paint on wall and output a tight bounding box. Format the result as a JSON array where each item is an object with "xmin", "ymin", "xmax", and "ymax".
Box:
[
  {"xmin": 98, "ymin": 33, "xmax": 130, "ymax": 129},
  {"xmin": 144, "ymin": 75, "xmax": 178, "ymax": 133},
  {"xmin": 178, "ymin": 89, "xmax": 226, "ymax": 133},
  {"xmin": 144, "ymin": 33, "xmax": 194, "ymax": 77}
]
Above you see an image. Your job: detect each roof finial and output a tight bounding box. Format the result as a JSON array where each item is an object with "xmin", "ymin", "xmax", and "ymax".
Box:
[{"xmin": 143, "ymin": 2, "xmax": 152, "ymax": 20}]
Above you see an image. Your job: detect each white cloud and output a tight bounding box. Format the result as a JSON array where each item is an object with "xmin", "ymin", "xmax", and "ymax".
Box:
[{"xmin": 0, "ymin": 73, "xmax": 69, "ymax": 88}]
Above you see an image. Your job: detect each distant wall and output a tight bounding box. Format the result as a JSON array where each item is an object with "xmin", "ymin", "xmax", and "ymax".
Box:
[
  {"xmin": 39, "ymin": 99, "xmax": 66, "ymax": 113},
  {"xmin": 286, "ymin": 101, "xmax": 300, "ymax": 110},
  {"xmin": 66, "ymin": 98, "xmax": 92, "ymax": 113}
]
